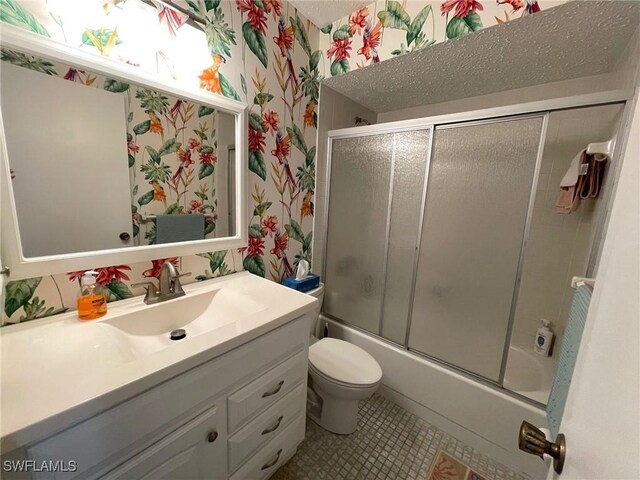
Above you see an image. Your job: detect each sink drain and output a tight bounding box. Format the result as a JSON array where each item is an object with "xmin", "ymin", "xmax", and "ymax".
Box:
[{"xmin": 170, "ymin": 329, "xmax": 187, "ymax": 341}]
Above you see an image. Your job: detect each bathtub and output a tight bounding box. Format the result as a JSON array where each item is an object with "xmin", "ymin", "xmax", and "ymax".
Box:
[
  {"xmin": 503, "ymin": 344, "xmax": 556, "ymax": 405},
  {"xmin": 322, "ymin": 315, "xmax": 550, "ymax": 479}
]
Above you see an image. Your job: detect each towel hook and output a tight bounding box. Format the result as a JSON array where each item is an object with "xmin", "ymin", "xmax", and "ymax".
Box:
[
  {"xmin": 586, "ymin": 139, "xmax": 613, "ymax": 157},
  {"xmin": 571, "ymin": 276, "xmax": 595, "ymax": 289}
]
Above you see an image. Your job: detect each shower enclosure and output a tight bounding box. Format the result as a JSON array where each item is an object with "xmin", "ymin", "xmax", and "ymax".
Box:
[{"xmin": 322, "ymin": 103, "xmax": 625, "ymax": 403}]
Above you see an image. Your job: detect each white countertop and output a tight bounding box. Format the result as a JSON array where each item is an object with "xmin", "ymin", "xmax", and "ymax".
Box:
[{"xmin": 0, "ymin": 272, "xmax": 317, "ymax": 451}]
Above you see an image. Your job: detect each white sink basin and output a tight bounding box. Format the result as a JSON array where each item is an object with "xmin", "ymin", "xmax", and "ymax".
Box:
[{"xmin": 102, "ymin": 287, "xmax": 267, "ymax": 358}]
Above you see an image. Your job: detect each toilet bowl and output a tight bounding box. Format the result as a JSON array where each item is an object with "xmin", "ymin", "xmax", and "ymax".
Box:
[{"xmin": 305, "ymin": 284, "xmax": 382, "ymax": 435}]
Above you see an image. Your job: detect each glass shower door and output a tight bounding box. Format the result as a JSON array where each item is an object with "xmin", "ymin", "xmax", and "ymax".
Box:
[
  {"xmin": 324, "ymin": 134, "xmax": 394, "ymax": 334},
  {"xmin": 324, "ymin": 129, "xmax": 431, "ymax": 338},
  {"xmin": 407, "ymin": 116, "xmax": 545, "ymax": 382}
]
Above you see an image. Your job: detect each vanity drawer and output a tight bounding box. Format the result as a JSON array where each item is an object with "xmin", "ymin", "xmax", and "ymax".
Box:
[
  {"xmin": 228, "ymin": 383, "xmax": 305, "ymax": 472},
  {"xmin": 228, "ymin": 350, "xmax": 307, "ymax": 432},
  {"xmin": 25, "ymin": 317, "xmax": 308, "ymax": 479},
  {"xmin": 229, "ymin": 414, "xmax": 304, "ymax": 480}
]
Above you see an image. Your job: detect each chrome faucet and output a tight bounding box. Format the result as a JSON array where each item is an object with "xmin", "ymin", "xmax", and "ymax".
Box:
[{"xmin": 132, "ymin": 262, "xmax": 191, "ymax": 305}]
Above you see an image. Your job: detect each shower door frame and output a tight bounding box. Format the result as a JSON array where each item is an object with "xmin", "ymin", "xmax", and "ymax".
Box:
[
  {"xmin": 407, "ymin": 114, "xmax": 549, "ymax": 384},
  {"xmin": 320, "ymin": 89, "xmax": 633, "ymax": 403}
]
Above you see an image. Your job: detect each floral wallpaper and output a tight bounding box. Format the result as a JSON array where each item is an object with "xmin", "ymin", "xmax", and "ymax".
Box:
[
  {"xmin": 1, "ymin": 0, "xmax": 319, "ymax": 325},
  {"xmin": 319, "ymin": 0, "xmax": 565, "ymax": 76},
  {"xmin": 124, "ymin": 82, "xmax": 228, "ymax": 245}
]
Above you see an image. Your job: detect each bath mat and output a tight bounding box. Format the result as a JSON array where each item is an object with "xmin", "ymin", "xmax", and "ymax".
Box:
[{"xmin": 427, "ymin": 450, "xmax": 490, "ymax": 480}]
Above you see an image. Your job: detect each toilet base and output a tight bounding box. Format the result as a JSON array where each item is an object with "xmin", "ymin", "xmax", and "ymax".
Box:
[
  {"xmin": 307, "ymin": 372, "xmax": 379, "ymax": 435},
  {"xmin": 311, "ymin": 395, "xmax": 359, "ymax": 435}
]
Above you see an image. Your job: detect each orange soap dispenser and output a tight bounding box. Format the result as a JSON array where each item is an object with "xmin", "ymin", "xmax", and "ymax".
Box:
[{"xmin": 77, "ymin": 270, "xmax": 107, "ymax": 320}]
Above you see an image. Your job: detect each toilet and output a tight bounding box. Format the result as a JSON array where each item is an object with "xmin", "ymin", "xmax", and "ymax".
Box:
[{"xmin": 305, "ymin": 284, "xmax": 382, "ymax": 435}]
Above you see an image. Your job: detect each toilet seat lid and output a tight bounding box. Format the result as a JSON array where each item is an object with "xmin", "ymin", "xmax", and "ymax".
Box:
[{"xmin": 309, "ymin": 338, "xmax": 382, "ymax": 386}]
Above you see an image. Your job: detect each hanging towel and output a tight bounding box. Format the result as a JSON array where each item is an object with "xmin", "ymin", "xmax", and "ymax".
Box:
[
  {"xmin": 556, "ymin": 150, "xmax": 608, "ymax": 214},
  {"xmin": 579, "ymin": 153, "xmax": 608, "ymax": 199},
  {"xmin": 556, "ymin": 149, "xmax": 587, "ymax": 214},
  {"xmin": 155, "ymin": 214, "xmax": 205, "ymax": 244}
]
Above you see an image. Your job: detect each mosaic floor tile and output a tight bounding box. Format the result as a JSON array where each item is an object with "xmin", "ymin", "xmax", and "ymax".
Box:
[{"xmin": 273, "ymin": 393, "xmax": 525, "ymax": 480}]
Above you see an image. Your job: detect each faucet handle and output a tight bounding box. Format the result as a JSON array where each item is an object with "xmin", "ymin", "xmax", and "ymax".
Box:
[
  {"xmin": 131, "ymin": 280, "xmax": 158, "ymax": 291},
  {"xmin": 131, "ymin": 280, "xmax": 160, "ymax": 304},
  {"xmin": 171, "ymin": 271, "xmax": 191, "ymax": 296}
]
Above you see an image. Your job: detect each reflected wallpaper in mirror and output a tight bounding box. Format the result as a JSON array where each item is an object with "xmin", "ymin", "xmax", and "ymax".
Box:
[{"xmin": 1, "ymin": 49, "xmax": 236, "ymax": 258}]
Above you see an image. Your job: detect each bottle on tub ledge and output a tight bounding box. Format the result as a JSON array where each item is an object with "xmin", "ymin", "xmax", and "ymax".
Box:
[{"xmin": 534, "ymin": 319, "xmax": 554, "ymax": 356}]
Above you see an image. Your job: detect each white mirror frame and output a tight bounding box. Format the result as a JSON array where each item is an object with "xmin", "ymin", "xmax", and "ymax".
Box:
[{"xmin": 0, "ymin": 24, "xmax": 248, "ymax": 280}]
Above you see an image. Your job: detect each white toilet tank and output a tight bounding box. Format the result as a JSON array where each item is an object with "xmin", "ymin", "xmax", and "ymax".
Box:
[{"xmin": 305, "ymin": 283, "xmax": 324, "ymax": 337}]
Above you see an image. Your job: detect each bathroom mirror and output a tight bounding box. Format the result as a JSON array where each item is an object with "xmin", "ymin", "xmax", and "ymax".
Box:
[{"xmin": 0, "ymin": 25, "xmax": 248, "ymax": 279}]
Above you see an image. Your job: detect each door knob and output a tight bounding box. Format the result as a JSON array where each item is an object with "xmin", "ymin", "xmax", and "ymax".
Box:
[
  {"xmin": 119, "ymin": 232, "xmax": 131, "ymax": 241},
  {"xmin": 518, "ymin": 421, "xmax": 566, "ymax": 474},
  {"xmin": 207, "ymin": 430, "xmax": 218, "ymax": 443}
]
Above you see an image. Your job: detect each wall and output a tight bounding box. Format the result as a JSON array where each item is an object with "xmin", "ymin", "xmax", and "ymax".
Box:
[
  {"xmin": 510, "ymin": 104, "xmax": 625, "ymax": 353},
  {"xmin": 1, "ymin": 0, "xmax": 320, "ymax": 324},
  {"xmin": 318, "ymin": 0, "xmax": 565, "ymax": 78}
]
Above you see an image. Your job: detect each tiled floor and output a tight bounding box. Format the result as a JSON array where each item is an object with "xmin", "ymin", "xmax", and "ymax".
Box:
[{"xmin": 273, "ymin": 393, "xmax": 525, "ymax": 480}]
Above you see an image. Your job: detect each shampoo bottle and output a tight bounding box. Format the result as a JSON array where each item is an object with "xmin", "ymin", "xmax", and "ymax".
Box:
[
  {"xmin": 534, "ymin": 319, "xmax": 554, "ymax": 356},
  {"xmin": 77, "ymin": 271, "xmax": 107, "ymax": 320}
]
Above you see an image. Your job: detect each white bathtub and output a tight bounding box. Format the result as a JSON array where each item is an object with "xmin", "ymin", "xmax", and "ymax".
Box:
[
  {"xmin": 503, "ymin": 344, "xmax": 556, "ymax": 405},
  {"xmin": 322, "ymin": 315, "xmax": 549, "ymax": 479}
]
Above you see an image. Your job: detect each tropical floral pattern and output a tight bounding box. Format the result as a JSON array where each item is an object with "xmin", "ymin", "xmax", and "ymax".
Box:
[
  {"xmin": 1, "ymin": 0, "xmax": 320, "ymax": 325},
  {"xmin": 320, "ymin": 0, "xmax": 565, "ymax": 75}
]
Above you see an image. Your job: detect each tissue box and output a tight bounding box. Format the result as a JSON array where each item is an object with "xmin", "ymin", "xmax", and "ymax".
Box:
[{"xmin": 283, "ymin": 273, "xmax": 320, "ymax": 293}]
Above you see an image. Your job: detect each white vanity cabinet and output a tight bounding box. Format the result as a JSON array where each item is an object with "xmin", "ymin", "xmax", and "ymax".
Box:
[{"xmin": 11, "ymin": 314, "xmax": 310, "ymax": 480}]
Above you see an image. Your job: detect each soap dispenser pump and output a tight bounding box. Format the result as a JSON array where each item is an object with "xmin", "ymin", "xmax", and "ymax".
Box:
[
  {"xmin": 77, "ymin": 270, "xmax": 107, "ymax": 320},
  {"xmin": 534, "ymin": 319, "xmax": 554, "ymax": 356}
]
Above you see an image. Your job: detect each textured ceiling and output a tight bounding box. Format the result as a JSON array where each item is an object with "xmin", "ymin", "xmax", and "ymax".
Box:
[
  {"xmin": 324, "ymin": 1, "xmax": 640, "ymax": 113},
  {"xmin": 289, "ymin": 0, "xmax": 369, "ymax": 28}
]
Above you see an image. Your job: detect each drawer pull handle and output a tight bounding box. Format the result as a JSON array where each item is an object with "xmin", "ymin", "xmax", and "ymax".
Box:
[
  {"xmin": 261, "ymin": 449, "xmax": 283, "ymax": 471},
  {"xmin": 262, "ymin": 380, "xmax": 284, "ymax": 398},
  {"xmin": 207, "ymin": 431, "xmax": 218, "ymax": 443},
  {"xmin": 261, "ymin": 416, "xmax": 284, "ymax": 435}
]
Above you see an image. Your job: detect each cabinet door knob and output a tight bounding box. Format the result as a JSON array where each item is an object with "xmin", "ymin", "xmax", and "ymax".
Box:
[
  {"xmin": 207, "ymin": 431, "xmax": 218, "ymax": 443},
  {"xmin": 119, "ymin": 232, "xmax": 131, "ymax": 241}
]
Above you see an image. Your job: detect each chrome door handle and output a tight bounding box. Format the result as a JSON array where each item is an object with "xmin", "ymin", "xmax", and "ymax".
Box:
[
  {"xmin": 518, "ymin": 421, "xmax": 566, "ymax": 474},
  {"xmin": 261, "ymin": 416, "xmax": 284, "ymax": 435},
  {"xmin": 262, "ymin": 380, "xmax": 284, "ymax": 398},
  {"xmin": 261, "ymin": 449, "xmax": 282, "ymax": 471}
]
